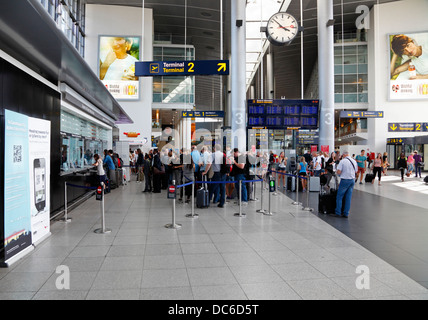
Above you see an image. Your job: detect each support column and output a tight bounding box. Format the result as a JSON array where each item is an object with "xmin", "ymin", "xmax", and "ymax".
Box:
[
  {"xmin": 231, "ymin": 0, "xmax": 247, "ymax": 152},
  {"xmin": 266, "ymin": 50, "xmax": 274, "ymax": 99},
  {"xmin": 317, "ymin": 0, "xmax": 335, "ymax": 153}
]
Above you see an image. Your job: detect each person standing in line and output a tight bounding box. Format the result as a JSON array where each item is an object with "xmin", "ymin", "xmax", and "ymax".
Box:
[
  {"xmin": 277, "ymin": 152, "xmax": 287, "ymax": 189},
  {"xmin": 232, "ymin": 148, "xmax": 248, "ymax": 205},
  {"xmin": 372, "ymin": 153, "xmax": 383, "ymax": 186},
  {"xmin": 182, "ymin": 155, "xmax": 195, "ymax": 204},
  {"xmin": 382, "ymin": 152, "xmax": 390, "ymax": 176},
  {"xmin": 93, "ymin": 154, "xmax": 106, "ymax": 185},
  {"xmin": 331, "ymin": 151, "xmax": 358, "ymax": 218},
  {"xmin": 297, "ymin": 156, "xmax": 308, "ymax": 192},
  {"xmin": 397, "ymin": 152, "xmax": 407, "ymax": 182},
  {"xmin": 103, "ymin": 149, "xmax": 116, "ymax": 188},
  {"xmin": 355, "ymin": 150, "xmax": 367, "ymax": 185},
  {"xmin": 313, "ymin": 152, "xmax": 323, "ymax": 177},
  {"xmin": 413, "ymin": 150, "xmax": 423, "ymax": 178},
  {"xmin": 136, "ymin": 148, "xmax": 144, "ymax": 182},
  {"xmin": 143, "ymin": 154, "xmax": 152, "ymax": 193}
]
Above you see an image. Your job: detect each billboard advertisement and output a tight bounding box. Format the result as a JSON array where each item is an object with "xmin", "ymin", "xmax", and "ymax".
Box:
[
  {"xmin": 98, "ymin": 36, "xmax": 140, "ymax": 100},
  {"xmin": 3, "ymin": 110, "xmax": 51, "ymax": 263},
  {"xmin": 389, "ymin": 31, "xmax": 428, "ymax": 100}
]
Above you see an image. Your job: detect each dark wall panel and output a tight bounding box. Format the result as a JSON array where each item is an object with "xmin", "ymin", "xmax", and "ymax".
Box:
[{"xmin": 0, "ymin": 58, "xmax": 89, "ymax": 220}]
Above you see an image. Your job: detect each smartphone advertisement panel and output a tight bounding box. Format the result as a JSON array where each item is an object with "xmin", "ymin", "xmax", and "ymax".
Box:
[{"xmin": 3, "ymin": 110, "xmax": 51, "ymax": 263}]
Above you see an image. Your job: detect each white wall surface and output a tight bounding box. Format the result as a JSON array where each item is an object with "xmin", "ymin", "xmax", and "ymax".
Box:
[
  {"xmin": 368, "ymin": 0, "xmax": 428, "ymax": 153},
  {"xmin": 85, "ymin": 4, "xmax": 153, "ymax": 153}
]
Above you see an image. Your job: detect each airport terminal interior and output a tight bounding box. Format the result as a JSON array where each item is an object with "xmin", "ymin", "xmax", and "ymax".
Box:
[{"xmin": 1, "ymin": 0, "xmax": 428, "ymax": 301}]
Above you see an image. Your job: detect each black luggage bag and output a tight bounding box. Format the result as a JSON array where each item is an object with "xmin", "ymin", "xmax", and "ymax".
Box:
[{"xmin": 196, "ymin": 175, "xmax": 210, "ymax": 208}]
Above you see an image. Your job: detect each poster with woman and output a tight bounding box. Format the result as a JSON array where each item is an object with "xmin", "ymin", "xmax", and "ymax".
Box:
[
  {"xmin": 389, "ymin": 31, "xmax": 428, "ymax": 100},
  {"xmin": 98, "ymin": 36, "xmax": 140, "ymax": 100}
]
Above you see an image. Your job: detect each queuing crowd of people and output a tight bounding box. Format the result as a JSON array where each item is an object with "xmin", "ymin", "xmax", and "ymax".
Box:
[{"xmin": 128, "ymin": 146, "xmax": 263, "ymax": 207}]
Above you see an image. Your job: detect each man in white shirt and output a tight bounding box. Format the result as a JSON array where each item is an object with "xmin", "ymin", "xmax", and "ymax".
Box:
[
  {"xmin": 314, "ymin": 152, "xmax": 322, "ymax": 176},
  {"xmin": 331, "ymin": 151, "xmax": 358, "ymax": 218}
]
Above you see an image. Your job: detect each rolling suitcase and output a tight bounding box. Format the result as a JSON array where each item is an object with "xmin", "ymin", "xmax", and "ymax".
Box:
[
  {"xmin": 318, "ymin": 175, "xmax": 337, "ymax": 214},
  {"xmin": 365, "ymin": 172, "xmax": 375, "ymax": 183},
  {"xmin": 196, "ymin": 175, "xmax": 210, "ymax": 208}
]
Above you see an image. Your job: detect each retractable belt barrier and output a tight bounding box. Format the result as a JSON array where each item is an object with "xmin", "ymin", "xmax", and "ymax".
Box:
[
  {"xmin": 269, "ymin": 170, "xmax": 314, "ymax": 212},
  {"xmin": 64, "ymin": 181, "xmax": 112, "ymax": 233}
]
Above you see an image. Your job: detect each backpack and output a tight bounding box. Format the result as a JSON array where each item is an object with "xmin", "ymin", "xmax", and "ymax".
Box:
[{"xmin": 221, "ymin": 152, "xmax": 231, "ymax": 174}]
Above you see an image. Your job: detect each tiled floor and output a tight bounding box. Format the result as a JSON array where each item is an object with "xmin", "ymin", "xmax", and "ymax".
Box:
[
  {"xmin": 282, "ymin": 171, "xmax": 428, "ymax": 289},
  {"xmin": 0, "ymin": 178, "xmax": 427, "ymax": 300}
]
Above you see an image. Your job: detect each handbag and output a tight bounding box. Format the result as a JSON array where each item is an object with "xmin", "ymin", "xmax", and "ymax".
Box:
[
  {"xmin": 418, "ymin": 162, "xmax": 425, "ymax": 167},
  {"xmin": 153, "ymin": 164, "xmax": 165, "ymax": 175}
]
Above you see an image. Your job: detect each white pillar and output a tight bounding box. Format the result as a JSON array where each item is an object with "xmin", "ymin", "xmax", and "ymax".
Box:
[
  {"xmin": 266, "ymin": 51, "xmax": 274, "ymax": 99},
  {"xmin": 231, "ymin": 0, "xmax": 247, "ymax": 152},
  {"xmin": 317, "ymin": 0, "xmax": 335, "ymax": 153}
]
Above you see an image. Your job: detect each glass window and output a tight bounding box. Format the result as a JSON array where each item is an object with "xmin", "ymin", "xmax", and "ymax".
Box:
[
  {"xmin": 343, "ymin": 84, "xmax": 358, "ymax": 93},
  {"xmin": 344, "ymin": 46, "xmax": 357, "ymax": 55},
  {"xmin": 344, "ymin": 94, "xmax": 357, "ymax": 103},
  {"xmin": 335, "ymin": 94, "xmax": 343, "ymax": 103},
  {"xmin": 358, "ymin": 64, "xmax": 368, "ymax": 73},
  {"xmin": 344, "ymin": 65, "xmax": 358, "ymax": 74},
  {"xmin": 343, "ymin": 55, "xmax": 357, "ymax": 64}
]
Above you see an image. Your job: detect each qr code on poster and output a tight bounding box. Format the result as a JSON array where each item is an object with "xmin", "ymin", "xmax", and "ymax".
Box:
[{"xmin": 13, "ymin": 145, "xmax": 22, "ymax": 163}]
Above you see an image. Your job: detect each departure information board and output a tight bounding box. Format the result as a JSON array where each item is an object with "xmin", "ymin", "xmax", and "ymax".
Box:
[{"xmin": 247, "ymin": 99, "xmax": 319, "ymax": 129}]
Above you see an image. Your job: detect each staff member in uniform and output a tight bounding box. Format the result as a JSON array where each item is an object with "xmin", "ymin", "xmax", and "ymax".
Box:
[{"xmin": 332, "ymin": 151, "xmax": 358, "ymax": 218}]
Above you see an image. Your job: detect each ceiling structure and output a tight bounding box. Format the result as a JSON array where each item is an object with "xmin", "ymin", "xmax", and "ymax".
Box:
[{"xmin": 86, "ymin": 0, "xmax": 401, "ymax": 114}]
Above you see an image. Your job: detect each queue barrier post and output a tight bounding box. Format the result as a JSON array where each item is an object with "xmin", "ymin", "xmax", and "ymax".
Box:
[
  {"xmin": 234, "ymin": 180, "xmax": 246, "ymax": 218},
  {"xmin": 165, "ymin": 180, "xmax": 182, "ymax": 229},
  {"xmin": 256, "ymin": 177, "xmax": 267, "ymax": 214},
  {"xmin": 292, "ymin": 171, "xmax": 301, "ymax": 206},
  {"xmin": 94, "ymin": 182, "xmax": 112, "ymax": 234},
  {"xmin": 60, "ymin": 182, "xmax": 72, "ymax": 223},
  {"xmin": 264, "ymin": 176, "xmax": 274, "ymax": 216},
  {"xmin": 302, "ymin": 175, "xmax": 313, "ymax": 212},
  {"xmin": 185, "ymin": 181, "xmax": 198, "ymax": 219}
]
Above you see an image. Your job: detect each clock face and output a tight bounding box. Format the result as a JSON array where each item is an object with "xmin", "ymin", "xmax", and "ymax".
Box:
[{"xmin": 266, "ymin": 12, "xmax": 299, "ymax": 45}]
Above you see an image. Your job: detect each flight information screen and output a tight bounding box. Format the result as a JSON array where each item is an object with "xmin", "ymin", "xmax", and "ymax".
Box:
[{"xmin": 247, "ymin": 99, "xmax": 319, "ymax": 129}]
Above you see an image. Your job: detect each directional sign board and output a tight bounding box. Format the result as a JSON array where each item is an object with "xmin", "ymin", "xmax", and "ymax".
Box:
[
  {"xmin": 340, "ymin": 111, "xmax": 384, "ymax": 118},
  {"xmin": 388, "ymin": 123, "xmax": 428, "ymax": 132},
  {"xmin": 182, "ymin": 111, "xmax": 224, "ymax": 118},
  {"xmin": 135, "ymin": 60, "xmax": 229, "ymax": 76}
]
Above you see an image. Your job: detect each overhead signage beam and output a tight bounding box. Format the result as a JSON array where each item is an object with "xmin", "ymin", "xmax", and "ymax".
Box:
[
  {"xmin": 340, "ymin": 111, "xmax": 384, "ymax": 118},
  {"xmin": 181, "ymin": 111, "xmax": 224, "ymax": 118},
  {"xmin": 388, "ymin": 122, "xmax": 428, "ymax": 132},
  {"xmin": 135, "ymin": 60, "xmax": 229, "ymax": 76}
]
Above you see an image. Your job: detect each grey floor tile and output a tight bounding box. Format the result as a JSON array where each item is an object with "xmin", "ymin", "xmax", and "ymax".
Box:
[
  {"xmin": 69, "ymin": 246, "xmax": 110, "ymax": 258},
  {"xmin": 287, "ymin": 278, "xmax": 356, "ymax": 300},
  {"xmin": 141, "ymin": 269, "xmax": 190, "ymax": 288},
  {"xmin": 272, "ymin": 262, "xmax": 326, "ymax": 281},
  {"xmin": 143, "ymin": 255, "xmax": 186, "ymax": 269},
  {"xmin": 373, "ymin": 272, "xmax": 428, "ymax": 296},
  {"xmin": 86, "ymin": 289, "xmax": 140, "ymax": 300},
  {"xmin": 107, "ymin": 244, "xmax": 145, "ymax": 257},
  {"xmin": 91, "ymin": 270, "xmax": 142, "ymax": 290},
  {"xmin": 192, "ymin": 284, "xmax": 247, "ymax": 300},
  {"xmin": 221, "ymin": 252, "xmax": 267, "ymax": 267},
  {"xmin": 308, "ymin": 260, "xmax": 358, "ymax": 278},
  {"xmin": 144, "ymin": 244, "xmax": 182, "ymax": 256},
  {"xmin": 40, "ymin": 271, "xmax": 97, "ymax": 291},
  {"xmin": 100, "ymin": 256, "xmax": 145, "ymax": 271},
  {"xmin": 183, "ymin": 253, "xmax": 226, "ymax": 268},
  {"xmin": 140, "ymin": 286, "xmax": 194, "ymax": 300},
  {"xmin": 187, "ymin": 267, "xmax": 237, "ymax": 287},
  {"xmin": 0, "ymin": 272, "xmax": 52, "ymax": 292},
  {"xmin": 257, "ymin": 249, "xmax": 304, "ymax": 265},
  {"xmin": 181, "ymin": 243, "xmax": 219, "ymax": 255},
  {"xmin": 241, "ymin": 282, "xmax": 302, "ymax": 300},
  {"xmin": 32, "ymin": 290, "xmax": 88, "ymax": 300},
  {"xmin": 331, "ymin": 276, "xmax": 401, "ymax": 299},
  {"xmin": 230, "ymin": 265, "xmax": 283, "ymax": 284}
]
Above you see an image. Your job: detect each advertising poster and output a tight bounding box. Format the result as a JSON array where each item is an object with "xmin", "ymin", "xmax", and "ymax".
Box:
[
  {"xmin": 3, "ymin": 110, "xmax": 32, "ymax": 261},
  {"xmin": 98, "ymin": 36, "xmax": 140, "ymax": 100},
  {"xmin": 3, "ymin": 110, "xmax": 51, "ymax": 263},
  {"xmin": 389, "ymin": 31, "xmax": 428, "ymax": 100},
  {"xmin": 28, "ymin": 117, "xmax": 51, "ymax": 244}
]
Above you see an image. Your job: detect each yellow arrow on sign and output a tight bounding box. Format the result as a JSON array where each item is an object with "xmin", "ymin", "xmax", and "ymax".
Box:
[
  {"xmin": 217, "ymin": 63, "xmax": 226, "ymax": 72},
  {"xmin": 390, "ymin": 124, "xmax": 397, "ymax": 131},
  {"xmin": 399, "ymin": 139, "xmax": 403, "ymax": 143},
  {"xmin": 378, "ymin": 112, "xmax": 383, "ymax": 117},
  {"xmin": 183, "ymin": 112, "xmax": 187, "ymax": 117}
]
